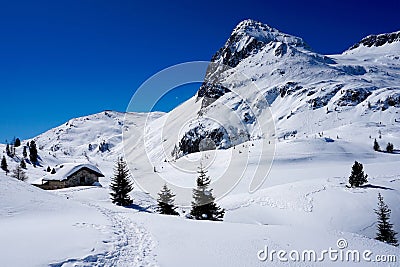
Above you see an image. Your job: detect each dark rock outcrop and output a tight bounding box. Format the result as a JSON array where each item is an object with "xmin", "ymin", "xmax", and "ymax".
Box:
[{"xmin": 349, "ymin": 31, "xmax": 400, "ymax": 50}]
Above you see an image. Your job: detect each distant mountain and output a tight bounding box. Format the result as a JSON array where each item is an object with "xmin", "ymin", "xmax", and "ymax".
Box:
[
  {"xmin": 349, "ymin": 30, "xmax": 400, "ymax": 50},
  {"xmin": 167, "ymin": 19, "xmax": 400, "ymax": 158}
]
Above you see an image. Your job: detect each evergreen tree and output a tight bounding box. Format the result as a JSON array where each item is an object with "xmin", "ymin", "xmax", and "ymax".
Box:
[
  {"xmin": 6, "ymin": 144, "xmax": 10, "ymax": 157},
  {"xmin": 29, "ymin": 140, "xmax": 38, "ymax": 165},
  {"xmin": 6, "ymin": 143, "xmax": 16, "ymax": 157},
  {"xmin": 22, "ymin": 146, "xmax": 27, "ymax": 158},
  {"xmin": 20, "ymin": 159, "xmax": 26, "ymax": 169},
  {"xmin": 386, "ymin": 142, "xmax": 394, "ymax": 153},
  {"xmin": 46, "ymin": 166, "xmax": 51, "ymax": 172},
  {"xmin": 14, "ymin": 138, "xmax": 21, "ymax": 147},
  {"xmin": 99, "ymin": 141, "xmax": 109, "ymax": 152},
  {"xmin": 348, "ymin": 161, "xmax": 368, "ymax": 187},
  {"xmin": 11, "ymin": 165, "xmax": 28, "ymax": 181},
  {"xmin": 157, "ymin": 184, "xmax": 179, "ymax": 215},
  {"xmin": 51, "ymin": 168, "xmax": 56, "ymax": 174},
  {"xmin": 190, "ymin": 165, "xmax": 224, "ymax": 221},
  {"xmin": 375, "ymin": 193, "xmax": 398, "ymax": 246},
  {"xmin": 110, "ymin": 157, "xmax": 133, "ymax": 206},
  {"xmin": 1, "ymin": 156, "xmax": 8, "ymax": 172},
  {"xmin": 373, "ymin": 139, "xmax": 380, "ymax": 151}
]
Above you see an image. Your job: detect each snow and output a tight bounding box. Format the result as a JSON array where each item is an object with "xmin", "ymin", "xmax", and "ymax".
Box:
[
  {"xmin": 0, "ymin": 176, "xmax": 110, "ymax": 267},
  {"xmin": 1, "ymin": 20, "xmax": 400, "ymax": 266},
  {"xmin": 1, "ymin": 125, "xmax": 400, "ymax": 266}
]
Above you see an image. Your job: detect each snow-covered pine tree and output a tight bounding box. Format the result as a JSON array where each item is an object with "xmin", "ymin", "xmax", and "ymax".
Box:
[
  {"xmin": 348, "ymin": 161, "xmax": 368, "ymax": 187},
  {"xmin": 11, "ymin": 165, "xmax": 28, "ymax": 181},
  {"xmin": 110, "ymin": 157, "xmax": 133, "ymax": 206},
  {"xmin": 190, "ymin": 165, "xmax": 224, "ymax": 221},
  {"xmin": 157, "ymin": 184, "xmax": 179, "ymax": 215},
  {"xmin": 373, "ymin": 139, "xmax": 380, "ymax": 151},
  {"xmin": 1, "ymin": 156, "xmax": 8, "ymax": 172},
  {"xmin": 375, "ymin": 193, "xmax": 398, "ymax": 247}
]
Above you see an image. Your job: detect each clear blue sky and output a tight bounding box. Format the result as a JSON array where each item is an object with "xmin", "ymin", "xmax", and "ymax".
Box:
[{"xmin": 0, "ymin": 0, "xmax": 399, "ymax": 142}]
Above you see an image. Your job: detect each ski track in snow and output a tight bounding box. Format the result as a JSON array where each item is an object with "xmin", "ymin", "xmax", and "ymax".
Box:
[{"xmin": 49, "ymin": 201, "xmax": 157, "ymax": 267}]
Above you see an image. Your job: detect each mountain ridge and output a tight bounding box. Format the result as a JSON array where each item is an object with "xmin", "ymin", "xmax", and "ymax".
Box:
[{"xmin": 349, "ymin": 30, "xmax": 400, "ymax": 50}]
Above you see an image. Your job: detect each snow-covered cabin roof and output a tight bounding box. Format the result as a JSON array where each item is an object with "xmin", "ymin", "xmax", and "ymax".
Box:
[{"xmin": 42, "ymin": 163, "xmax": 104, "ymax": 181}]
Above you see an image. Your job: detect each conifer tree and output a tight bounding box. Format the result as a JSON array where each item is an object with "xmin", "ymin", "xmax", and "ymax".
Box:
[
  {"xmin": 29, "ymin": 141, "xmax": 38, "ymax": 165},
  {"xmin": 375, "ymin": 193, "xmax": 398, "ymax": 247},
  {"xmin": 20, "ymin": 159, "xmax": 26, "ymax": 169},
  {"xmin": 11, "ymin": 165, "xmax": 28, "ymax": 181},
  {"xmin": 1, "ymin": 156, "xmax": 8, "ymax": 172},
  {"xmin": 386, "ymin": 142, "xmax": 394, "ymax": 153},
  {"xmin": 110, "ymin": 157, "xmax": 133, "ymax": 206},
  {"xmin": 51, "ymin": 168, "xmax": 56, "ymax": 174},
  {"xmin": 22, "ymin": 146, "xmax": 27, "ymax": 158},
  {"xmin": 190, "ymin": 165, "xmax": 224, "ymax": 221},
  {"xmin": 157, "ymin": 184, "xmax": 179, "ymax": 215},
  {"xmin": 14, "ymin": 138, "xmax": 21, "ymax": 147},
  {"xmin": 6, "ymin": 144, "xmax": 10, "ymax": 157},
  {"xmin": 373, "ymin": 139, "xmax": 380, "ymax": 151},
  {"xmin": 348, "ymin": 161, "xmax": 368, "ymax": 187},
  {"xmin": 47, "ymin": 166, "xmax": 51, "ymax": 172}
]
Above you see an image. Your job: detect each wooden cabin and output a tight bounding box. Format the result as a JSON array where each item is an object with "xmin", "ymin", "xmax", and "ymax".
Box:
[{"xmin": 34, "ymin": 164, "xmax": 104, "ymax": 190}]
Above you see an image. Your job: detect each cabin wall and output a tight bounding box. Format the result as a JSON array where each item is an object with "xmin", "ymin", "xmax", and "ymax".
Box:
[
  {"xmin": 65, "ymin": 169, "xmax": 99, "ymax": 187},
  {"xmin": 34, "ymin": 180, "xmax": 66, "ymax": 190}
]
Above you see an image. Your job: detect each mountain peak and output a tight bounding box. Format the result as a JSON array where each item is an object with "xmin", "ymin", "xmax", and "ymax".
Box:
[
  {"xmin": 349, "ymin": 30, "xmax": 400, "ymax": 50},
  {"xmin": 231, "ymin": 19, "xmax": 305, "ymax": 47},
  {"xmin": 233, "ymin": 19, "xmax": 278, "ymax": 35},
  {"xmin": 210, "ymin": 19, "xmax": 307, "ymax": 69}
]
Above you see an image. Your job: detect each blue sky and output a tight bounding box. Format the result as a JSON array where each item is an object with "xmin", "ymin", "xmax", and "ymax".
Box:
[{"xmin": 0, "ymin": 0, "xmax": 399, "ymax": 142}]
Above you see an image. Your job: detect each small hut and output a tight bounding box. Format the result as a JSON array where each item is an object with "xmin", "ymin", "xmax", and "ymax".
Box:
[{"xmin": 34, "ymin": 163, "xmax": 104, "ymax": 190}]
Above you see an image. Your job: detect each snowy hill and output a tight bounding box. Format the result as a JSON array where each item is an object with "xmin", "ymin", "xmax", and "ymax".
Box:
[
  {"xmin": 1, "ymin": 19, "xmax": 400, "ymax": 266},
  {"xmin": 0, "ymin": 110, "xmax": 164, "ymax": 184}
]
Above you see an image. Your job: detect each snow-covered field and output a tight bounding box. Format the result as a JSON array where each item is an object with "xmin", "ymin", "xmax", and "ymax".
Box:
[
  {"xmin": 1, "ymin": 131, "xmax": 399, "ymax": 266},
  {"xmin": 1, "ymin": 20, "xmax": 400, "ymax": 266}
]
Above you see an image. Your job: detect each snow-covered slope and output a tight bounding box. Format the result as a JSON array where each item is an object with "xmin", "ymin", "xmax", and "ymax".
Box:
[
  {"xmin": 0, "ymin": 174, "xmax": 111, "ymax": 267},
  {"xmin": 1, "ymin": 19, "xmax": 400, "ymax": 266}
]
